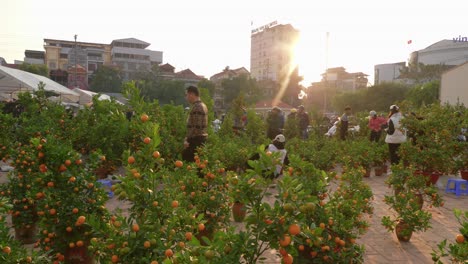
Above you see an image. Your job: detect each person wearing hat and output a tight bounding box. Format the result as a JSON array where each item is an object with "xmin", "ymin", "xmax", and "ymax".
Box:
[
  {"xmin": 182, "ymin": 86, "xmax": 208, "ymax": 163},
  {"xmin": 246, "ymin": 134, "xmax": 289, "ymax": 179},
  {"xmin": 368, "ymin": 110, "xmax": 387, "ymax": 142},
  {"xmin": 385, "ymin": 105, "xmax": 407, "ymax": 165},
  {"xmin": 266, "ymin": 106, "xmax": 284, "ymax": 140}
]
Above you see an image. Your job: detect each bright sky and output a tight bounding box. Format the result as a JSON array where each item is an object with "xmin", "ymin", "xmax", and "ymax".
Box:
[{"xmin": 1, "ymin": 0, "xmax": 467, "ymax": 86}]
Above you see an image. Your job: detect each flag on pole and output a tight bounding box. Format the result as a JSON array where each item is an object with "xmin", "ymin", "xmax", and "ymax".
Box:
[{"xmin": 407, "ymin": 40, "xmax": 412, "ymax": 44}]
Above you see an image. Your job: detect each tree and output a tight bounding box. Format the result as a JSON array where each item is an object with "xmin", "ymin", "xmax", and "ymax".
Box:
[
  {"xmin": 399, "ymin": 63, "xmax": 453, "ymax": 84},
  {"xmin": 281, "ymin": 67, "xmax": 304, "ymax": 107},
  {"xmin": 19, "ymin": 63, "xmax": 48, "ymax": 77},
  {"xmin": 405, "ymin": 80, "xmax": 440, "ymax": 108},
  {"xmin": 89, "ymin": 66, "xmax": 122, "ymax": 93},
  {"xmin": 198, "ymin": 79, "xmax": 216, "ymax": 97},
  {"xmin": 221, "ymin": 74, "xmax": 262, "ymax": 107},
  {"xmin": 331, "ymin": 82, "xmax": 409, "ymax": 113}
]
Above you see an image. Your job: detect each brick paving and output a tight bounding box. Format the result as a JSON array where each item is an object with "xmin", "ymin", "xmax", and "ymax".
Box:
[{"xmin": 1, "ymin": 168, "xmax": 466, "ymax": 263}]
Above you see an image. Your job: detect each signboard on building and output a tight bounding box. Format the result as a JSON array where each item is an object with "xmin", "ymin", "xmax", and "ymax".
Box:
[{"xmin": 251, "ymin": 21, "xmax": 278, "ymax": 34}]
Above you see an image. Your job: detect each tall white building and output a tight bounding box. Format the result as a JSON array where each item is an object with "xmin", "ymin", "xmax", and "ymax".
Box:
[
  {"xmin": 250, "ymin": 22, "xmax": 299, "ymax": 84},
  {"xmin": 374, "ymin": 62, "xmax": 405, "ymax": 85}
]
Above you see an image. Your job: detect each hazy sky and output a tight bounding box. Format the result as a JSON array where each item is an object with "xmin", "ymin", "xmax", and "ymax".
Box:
[{"xmin": 1, "ymin": 0, "xmax": 467, "ymax": 85}]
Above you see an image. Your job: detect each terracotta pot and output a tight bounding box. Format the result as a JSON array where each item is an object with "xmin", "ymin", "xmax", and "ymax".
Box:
[
  {"xmin": 461, "ymin": 169, "xmax": 468, "ymax": 181},
  {"xmin": 415, "ymin": 170, "xmax": 441, "ymax": 186},
  {"xmin": 65, "ymin": 243, "xmax": 95, "ymax": 264},
  {"xmin": 364, "ymin": 168, "xmax": 371, "ymax": 178},
  {"xmin": 382, "ymin": 164, "xmax": 388, "ymax": 174},
  {"xmin": 14, "ymin": 224, "xmax": 37, "ymax": 244},
  {"xmin": 232, "ymin": 202, "xmax": 247, "ymax": 222},
  {"xmin": 395, "ymin": 221, "xmax": 413, "ymax": 242},
  {"xmin": 374, "ymin": 166, "xmax": 384, "ymax": 176},
  {"xmin": 413, "ymin": 192, "xmax": 423, "ymax": 210}
]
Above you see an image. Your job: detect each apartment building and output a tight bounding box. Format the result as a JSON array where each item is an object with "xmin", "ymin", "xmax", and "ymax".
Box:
[
  {"xmin": 43, "ymin": 37, "xmax": 162, "ymax": 89},
  {"xmin": 374, "ymin": 62, "xmax": 406, "ymax": 85},
  {"xmin": 110, "ymin": 38, "xmax": 162, "ymax": 80},
  {"xmin": 321, "ymin": 67, "xmax": 369, "ymax": 92},
  {"xmin": 250, "ymin": 22, "xmax": 299, "ymax": 85},
  {"xmin": 24, "ymin": 50, "xmax": 45, "ymax": 65},
  {"xmin": 410, "ymin": 39, "xmax": 468, "ymax": 66}
]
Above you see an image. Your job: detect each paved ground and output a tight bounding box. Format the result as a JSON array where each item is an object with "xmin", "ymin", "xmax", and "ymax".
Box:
[{"xmin": 1, "ymin": 167, "xmax": 466, "ymax": 263}]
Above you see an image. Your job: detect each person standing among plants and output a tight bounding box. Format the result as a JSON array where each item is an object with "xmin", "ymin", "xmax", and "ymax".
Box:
[
  {"xmin": 339, "ymin": 106, "xmax": 352, "ymax": 140},
  {"xmin": 266, "ymin": 106, "xmax": 284, "ymax": 140},
  {"xmin": 182, "ymin": 86, "xmax": 208, "ymax": 162},
  {"xmin": 368, "ymin": 110, "xmax": 386, "ymax": 142},
  {"xmin": 297, "ymin": 105, "xmax": 310, "ymax": 140},
  {"xmin": 385, "ymin": 105, "xmax": 406, "ymax": 165}
]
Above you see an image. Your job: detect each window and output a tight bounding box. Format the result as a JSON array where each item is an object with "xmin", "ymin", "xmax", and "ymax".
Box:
[{"xmin": 60, "ymin": 54, "xmax": 68, "ymax": 59}]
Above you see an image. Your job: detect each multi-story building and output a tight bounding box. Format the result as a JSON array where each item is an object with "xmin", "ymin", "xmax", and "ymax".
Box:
[
  {"xmin": 250, "ymin": 22, "xmax": 299, "ymax": 88},
  {"xmin": 24, "ymin": 50, "xmax": 45, "ymax": 65},
  {"xmin": 210, "ymin": 67, "xmax": 249, "ymax": 113},
  {"xmin": 44, "ymin": 38, "xmax": 112, "ymax": 89},
  {"xmin": 43, "ymin": 38, "xmax": 162, "ymax": 89},
  {"xmin": 321, "ymin": 67, "xmax": 369, "ymax": 92},
  {"xmin": 157, "ymin": 63, "xmax": 203, "ymax": 87},
  {"xmin": 110, "ymin": 38, "xmax": 162, "ymax": 80},
  {"xmin": 410, "ymin": 39, "xmax": 468, "ymax": 66},
  {"xmin": 374, "ymin": 62, "xmax": 406, "ymax": 85}
]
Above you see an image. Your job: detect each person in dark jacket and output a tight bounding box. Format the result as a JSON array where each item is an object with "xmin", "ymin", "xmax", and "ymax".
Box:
[{"xmin": 297, "ymin": 105, "xmax": 310, "ymax": 140}]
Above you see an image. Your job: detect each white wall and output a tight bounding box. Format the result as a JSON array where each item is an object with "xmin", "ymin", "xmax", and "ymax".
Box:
[
  {"xmin": 374, "ymin": 62, "xmax": 405, "ymax": 85},
  {"xmin": 440, "ymin": 63, "xmax": 468, "ymax": 106}
]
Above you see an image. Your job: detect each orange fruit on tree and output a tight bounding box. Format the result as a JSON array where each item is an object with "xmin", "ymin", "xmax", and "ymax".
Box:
[
  {"xmin": 66, "ymin": 226, "xmax": 72, "ymax": 232},
  {"xmin": 49, "ymin": 208, "xmax": 57, "ymax": 215},
  {"xmin": 75, "ymin": 159, "xmax": 82, "ymax": 165},
  {"xmin": 111, "ymin": 255, "xmax": 119, "ymax": 263},
  {"xmin": 150, "ymin": 261, "xmax": 158, "ymax": 264},
  {"xmin": 72, "ymin": 208, "xmax": 79, "ymax": 214},
  {"xmin": 127, "ymin": 156, "xmax": 135, "ymax": 164},
  {"xmin": 185, "ymin": 232, "xmax": 193, "ymax": 241},
  {"xmin": 283, "ymin": 254, "xmax": 293, "ymax": 264},
  {"xmin": 279, "ymin": 247, "xmax": 288, "ymax": 256},
  {"xmin": 198, "ymin": 223, "xmax": 205, "ymax": 231},
  {"xmin": 456, "ymin": 234, "xmax": 465, "ymax": 244},
  {"xmin": 140, "ymin": 114, "xmax": 149, "ymax": 122},
  {"xmin": 76, "ymin": 240, "xmax": 84, "ymax": 247},
  {"xmin": 64, "ymin": 159, "xmax": 72, "ymax": 166},
  {"xmin": 174, "ymin": 160, "xmax": 183, "ymax": 168},
  {"xmin": 298, "ymin": 245, "xmax": 305, "ymax": 251},
  {"xmin": 171, "ymin": 200, "xmax": 179, "ymax": 208},
  {"xmin": 69, "ymin": 242, "xmax": 75, "ymax": 248},
  {"xmin": 165, "ymin": 249, "xmax": 174, "ymax": 258},
  {"xmin": 132, "ymin": 224, "xmax": 140, "ymax": 232},
  {"xmin": 2, "ymin": 246, "xmax": 11, "ymax": 254},
  {"xmin": 279, "ymin": 234, "xmax": 292, "ymax": 247},
  {"xmin": 144, "ymin": 241, "xmax": 151, "ymax": 248},
  {"xmin": 143, "ymin": 137, "xmax": 151, "ymax": 144},
  {"xmin": 69, "ymin": 176, "xmax": 76, "ymax": 183},
  {"xmin": 288, "ymin": 224, "xmax": 301, "ymax": 236},
  {"xmin": 152, "ymin": 151, "xmax": 161, "ymax": 158}
]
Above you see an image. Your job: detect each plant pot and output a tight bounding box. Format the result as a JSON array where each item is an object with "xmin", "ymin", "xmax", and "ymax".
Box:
[
  {"xmin": 382, "ymin": 164, "xmax": 388, "ymax": 174},
  {"xmin": 374, "ymin": 166, "xmax": 384, "ymax": 176},
  {"xmin": 395, "ymin": 221, "xmax": 413, "ymax": 242},
  {"xmin": 232, "ymin": 202, "xmax": 247, "ymax": 222},
  {"xmin": 14, "ymin": 223, "xmax": 37, "ymax": 244},
  {"xmin": 413, "ymin": 192, "xmax": 423, "ymax": 210},
  {"xmin": 364, "ymin": 168, "xmax": 371, "ymax": 178},
  {"xmin": 415, "ymin": 170, "xmax": 441, "ymax": 186},
  {"xmin": 461, "ymin": 169, "xmax": 468, "ymax": 181},
  {"xmin": 64, "ymin": 242, "xmax": 95, "ymax": 264}
]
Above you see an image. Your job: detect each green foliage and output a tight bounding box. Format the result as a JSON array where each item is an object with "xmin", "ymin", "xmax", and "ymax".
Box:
[
  {"xmin": 221, "ymin": 74, "xmax": 262, "ymax": 107},
  {"xmin": 405, "ymin": 80, "xmax": 440, "ymax": 107},
  {"xmin": 89, "ymin": 65, "xmax": 123, "ymax": 93},
  {"xmin": 198, "ymin": 79, "xmax": 216, "ymax": 97},
  {"xmin": 19, "ymin": 63, "xmax": 49, "ymax": 77},
  {"xmin": 332, "ymin": 82, "xmax": 409, "ymax": 113},
  {"xmin": 432, "ymin": 209, "xmax": 468, "ymax": 263}
]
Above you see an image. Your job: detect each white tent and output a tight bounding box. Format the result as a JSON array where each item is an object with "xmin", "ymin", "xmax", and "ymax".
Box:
[
  {"xmin": 71, "ymin": 88, "xmax": 118, "ymax": 105},
  {"xmin": 0, "ymin": 65, "xmax": 79, "ymax": 103}
]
